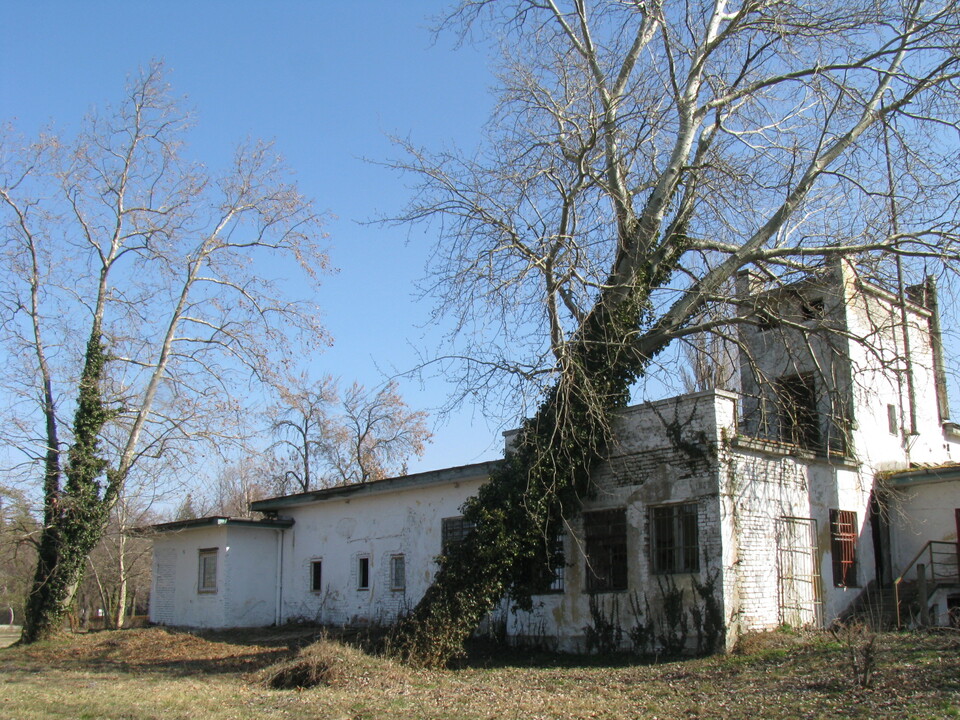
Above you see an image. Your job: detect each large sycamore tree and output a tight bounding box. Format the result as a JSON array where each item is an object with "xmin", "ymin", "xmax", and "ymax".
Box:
[
  {"xmin": 390, "ymin": 0, "xmax": 960, "ymax": 666},
  {"xmin": 0, "ymin": 64, "xmax": 328, "ymax": 642}
]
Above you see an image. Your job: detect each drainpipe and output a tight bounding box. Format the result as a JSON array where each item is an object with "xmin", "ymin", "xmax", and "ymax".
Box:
[{"xmin": 275, "ymin": 528, "xmax": 284, "ymax": 626}]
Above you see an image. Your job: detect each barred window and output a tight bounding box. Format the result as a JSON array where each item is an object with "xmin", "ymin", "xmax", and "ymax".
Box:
[
  {"xmin": 310, "ymin": 560, "xmax": 323, "ymax": 592},
  {"xmin": 584, "ymin": 509, "xmax": 628, "ymax": 592},
  {"xmin": 830, "ymin": 509, "xmax": 859, "ymax": 588},
  {"xmin": 650, "ymin": 503, "xmax": 699, "ymax": 574},
  {"xmin": 441, "ymin": 516, "xmax": 475, "ymax": 554},
  {"xmin": 528, "ymin": 533, "xmax": 566, "ymax": 594}
]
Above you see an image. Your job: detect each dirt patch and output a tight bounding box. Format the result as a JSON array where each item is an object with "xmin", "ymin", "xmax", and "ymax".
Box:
[{"xmin": 4, "ymin": 626, "xmax": 299, "ymax": 675}]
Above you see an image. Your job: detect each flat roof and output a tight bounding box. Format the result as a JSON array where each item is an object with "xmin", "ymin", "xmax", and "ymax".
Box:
[
  {"xmin": 148, "ymin": 516, "xmax": 295, "ymax": 534},
  {"xmin": 251, "ymin": 460, "xmax": 501, "ymax": 512},
  {"xmin": 886, "ymin": 463, "xmax": 960, "ymax": 487}
]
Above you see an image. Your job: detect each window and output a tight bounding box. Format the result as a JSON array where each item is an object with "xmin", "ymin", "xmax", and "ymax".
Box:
[
  {"xmin": 584, "ymin": 509, "xmax": 628, "ymax": 592},
  {"xmin": 775, "ymin": 373, "xmax": 821, "ymax": 449},
  {"xmin": 757, "ymin": 310, "xmax": 778, "ymax": 332},
  {"xmin": 547, "ymin": 534, "xmax": 565, "ymax": 592},
  {"xmin": 801, "ymin": 297, "xmax": 824, "ymax": 320},
  {"xmin": 310, "ymin": 560, "xmax": 323, "ymax": 592},
  {"xmin": 650, "ymin": 503, "xmax": 699, "ymax": 574},
  {"xmin": 887, "ymin": 404, "xmax": 898, "ymax": 435},
  {"xmin": 357, "ymin": 556, "xmax": 370, "ymax": 590},
  {"xmin": 830, "ymin": 509, "xmax": 859, "ymax": 588},
  {"xmin": 198, "ymin": 548, "xmax": 218, "ymax": 593},
  {"xmin": 390, "ymin": 555, "xmax": 406, "ymax": 591},
  {"xmin": 526, "ymin": 534, "xmax": 566, "ymax": 594},
  {"xmin": 441, "ymin": 516, "xmax": 475, "ymax": 554}
]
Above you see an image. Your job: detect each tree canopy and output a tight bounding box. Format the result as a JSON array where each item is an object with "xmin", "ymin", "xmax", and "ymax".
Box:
[
  {"xmin": 0, "ymin": 63, "xmax": 329, "ymax": 641},
  {"xmin": 389, "ymin": 0, "xmax": 960, "ymax": 666}
]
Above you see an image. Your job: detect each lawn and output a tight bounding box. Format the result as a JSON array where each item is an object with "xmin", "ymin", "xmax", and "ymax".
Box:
[{"xmin": 0, "ymin": 626, "xmax": 957, "ymax": 719}]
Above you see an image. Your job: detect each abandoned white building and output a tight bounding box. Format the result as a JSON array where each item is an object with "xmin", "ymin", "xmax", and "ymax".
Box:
[{"xmin": 149, "ymin": 261, "xmax": 960, "ymax": 650}]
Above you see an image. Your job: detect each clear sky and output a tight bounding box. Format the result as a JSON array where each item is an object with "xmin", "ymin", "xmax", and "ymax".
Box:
[{"xmin": 0, "ymin": 1, "xmax": 506, "ymax": 473}]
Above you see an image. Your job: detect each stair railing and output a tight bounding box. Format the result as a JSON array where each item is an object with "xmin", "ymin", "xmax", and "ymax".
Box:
[{"xmin": 894, "ymin": 540, "xmax": 960, "ymax": 628}]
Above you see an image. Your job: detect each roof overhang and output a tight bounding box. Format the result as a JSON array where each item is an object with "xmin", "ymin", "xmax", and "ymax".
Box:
[{"xmin": 886, "ymin": 463, "xmax": 960, "ymax": 488}]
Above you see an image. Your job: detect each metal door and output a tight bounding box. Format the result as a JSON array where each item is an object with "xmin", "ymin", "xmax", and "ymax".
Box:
[{"xmin": 777, "ymin": 516, "xmax": 822, "ymax": 627}]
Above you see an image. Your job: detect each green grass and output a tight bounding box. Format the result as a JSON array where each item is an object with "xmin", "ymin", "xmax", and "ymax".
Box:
[{"xmin": 0, "ymin": 627, "xmax": 957, "ymax": 719}]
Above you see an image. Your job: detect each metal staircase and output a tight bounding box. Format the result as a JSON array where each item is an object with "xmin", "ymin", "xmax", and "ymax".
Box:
[{"xmin": 893, "ymin": 541, "xmax": 960, "ymax": 628}]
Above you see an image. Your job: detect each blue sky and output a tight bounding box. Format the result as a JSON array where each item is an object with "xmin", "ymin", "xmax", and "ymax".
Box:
[{"xmin": 1, "ymin": 1, "xmax": 506, "ymax": 473}]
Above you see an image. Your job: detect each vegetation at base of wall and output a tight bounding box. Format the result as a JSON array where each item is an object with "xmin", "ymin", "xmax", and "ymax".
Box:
[
  {"xmin": 692, "ymin": 571, "xmax": 725, "ymax": 654},
  {"xmin": 656, "ymin": 576, "xmax": 690, "ymax": 656},
  {"xmin": 628, "ymin": 591, "xmax": 656, "ymax": 655},
  {"xmin": 584, "ymin": 595, "xmax": 623, "ymax": 654}
]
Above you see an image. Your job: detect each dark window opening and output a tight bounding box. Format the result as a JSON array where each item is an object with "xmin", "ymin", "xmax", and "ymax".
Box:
[
  {"xmin": 310, "ymin": 560, "xmax": 323, "ymax": 592},
  {"xmin": 441, "ymin": 516, "xmax": 475, "ymax": 555},
  {"xmin": 650, "ymin": 503, "xmax": 700, "ymax": 574},
  {"xmin": 830, "ymin": 509, "xmax": 859, "ymax": 588},
  {"xmin": 801, "ymin": 297, "xmax": 825, "ymax": 320},
  {"xmin": 357, "ymin": 556, "xmax": 370, "ymax": 590},
  {"xmin": 526, "ymin": 534, "xmax": 566, "ymax": 594},
  {"xmin": 757, "ymin": 311, "xmax": 778, "ymax": 332},
  {"xmin": 584, "ymin": 509, "xmax": 628, "ymax": 592},
  {"xmin": 775, "ymin": 373, "xmax": 821, "ymax": 450}
]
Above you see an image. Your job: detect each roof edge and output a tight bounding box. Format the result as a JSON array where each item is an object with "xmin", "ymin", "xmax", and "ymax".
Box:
[
  {"xmin": 252, "ymin": 459, "xmax": 501, "ymax": 511},
  {"xmin": 145, "ymin": 516, "xmax": 295, "ymax": 534}
]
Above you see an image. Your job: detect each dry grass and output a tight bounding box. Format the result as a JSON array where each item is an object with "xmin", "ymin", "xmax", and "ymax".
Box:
[{"xmin": 0, "ymin": 626, "xmax": 958, "ymax": 719}]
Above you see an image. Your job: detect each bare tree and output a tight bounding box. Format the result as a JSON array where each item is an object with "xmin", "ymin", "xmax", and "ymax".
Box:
[
  {"xmin": 0, "ymin": 486, "xmax": 39, "ymax": 626},
  {"xmin": 205, "ymin": 458, "xmax": 274, "ymax": 517},
  {"xmin": 82, "ymin": 496, "xmax": 158, "ymax": 629},
  {"xmin": 268, "ymin": 375, "xmax": 338, "ymax": 493},
  {"xmin": 324, "ymin": 380, "xmax": 432, "ymax": 485},
  {"xmin": 0, "ymin": 63, "xmax": 329, "ymax": 642},
  {"xmin": 269, "ymin": 378, "xmax": 432, "ymax": 490},
  {"xmin": 389, "ymin": 0, "xmax": 960, "ymax": 665}
]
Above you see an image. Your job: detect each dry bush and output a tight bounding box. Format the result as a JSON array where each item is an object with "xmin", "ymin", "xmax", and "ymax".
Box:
[{"xmin": 260, "ymin": 638, "xmax": 409, "ymax": 690}]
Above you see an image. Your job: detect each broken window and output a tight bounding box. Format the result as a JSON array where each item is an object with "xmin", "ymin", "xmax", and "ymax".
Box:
[
  {"xmin": 584, "ymin": 509, "xmax": 628, "ymax": 592},
  {"xmin": 650, "ymin": 503, "xmax": 700, "ymax": 574},
  {"xmin": 310, "ymin": 560, "xmax": 323, "ymax": 592},
  {"xmin": 441, "ymin": 516, "xmax": 475, "ymax": 555},
  {"xmin": 357, "ymin": 556, "xmax": 370, "ymax": 590},
  {"xmin": 830, "ymin": 509, "xmax": 859, "ymax": 588},
  {"xmin": 775, "ymin": 373, "xmax": 821, "ymax": 450},
  {"xmin": 390, "ymin": 554, "xmax": 406, "ymax": 591},
  {"xmin": 198, "ymin": 548, "xmax": 218, "ymax": 594}
]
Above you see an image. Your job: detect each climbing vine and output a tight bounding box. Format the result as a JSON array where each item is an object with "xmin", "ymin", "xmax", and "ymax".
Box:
[
  {"xmin": 389, "ymin": 281, "xmax": 662, "ymax": 667},
  {"xmin": 21, "ymin": 331, "xmax": 120, "ymax": 642}
]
